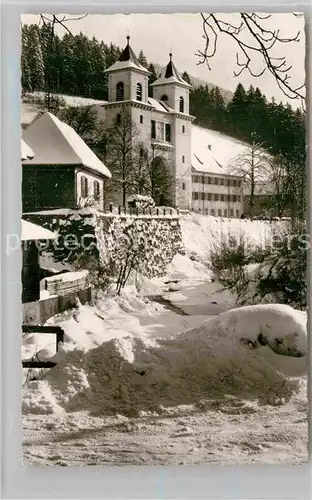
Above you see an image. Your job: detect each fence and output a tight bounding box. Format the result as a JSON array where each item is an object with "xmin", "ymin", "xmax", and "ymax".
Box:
[{"xmin": 22, "ymin": 324, "xmax": 64, "ymax": 369}]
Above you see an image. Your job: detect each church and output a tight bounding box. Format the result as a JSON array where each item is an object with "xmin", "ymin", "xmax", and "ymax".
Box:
[{"xmin": 97, "ymin": 36, "xmax": 245, "ymax": 216}]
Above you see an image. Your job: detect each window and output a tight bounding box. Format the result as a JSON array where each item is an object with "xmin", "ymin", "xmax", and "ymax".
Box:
[
  {"xmin": 136, "ymin": 82, "xmax": 142, "ymax": 101},
  {"xmin": 201, "ymin": 192, "xmax": 205, "ymax": 200},
  {"xmin": 211, "ymin": 209, "xmax": 215, "ymax": 216},
  {"xmin": 208, "ymin": 177, "xmax": 212, "ymax": 184},
  {"xmin": 93, "ymin": 180, "xmax": 100, "ymax": 201},
  {"xmin": 182, "ymin": 155, "xmax": 185, "ymax": 163},
  {"xmin": 182, "ymin": 125, "xmax": 185, "ymax": 133},
  {"xmin": 192, "ymin": 192, "xmax": 196, "ymax": 200},
  {"xmin": 116, "ymin": 81, "xmax": 124, "ymax": 101},
  {"xmin": 224, "ymin": 209, "xmax": 228, "ymax": 217},
  {"xmin": 214, "ymin": 193, "xmax": 219, "ymax": 201},
  {"xmin": 81, "ymin": 176, "xmax": 88, "ymax": 198},
  {"xmin": 161, "ymin": 94, "xmax": 168, "ymax": 101},
  {"xmin": 236, "ymin": 210, "xmax": 240, "ymax": 218},
  {"xmin": 207, "ymin": 193, "xmax": 212, "ymax": 201},
  {"xmin": 230, "ymin": 209, "xmax": 234, "ymax": 217},
  {"xmin": 201, "ymin": 176, "xmax": 204, "ymax": 184},
  {"xmin": 151, "ymin": 120, "xmax": 156, "ymax": 139},
  {"xmin": 182, "ymin": 182, "xmax": 186, "ymax": 191},
  {"xmin": 233, "ymin": 195, "xmax": 237, "ymax": 202},
  {"xmin": 237, "ymin": 181, "xmax": 242, "ymax": 188},
  {"xmin": 220, "ymin": 178, "xmax": 224, "ymax": 186},
  {"xmin": 227, "ymin": 178, "xmax": 231, "ymax": 186},
  {"xmin": 220, "ymin": 194, "xmax": 224, "ymax": 202},
  {"xmin": 116, "ymin": 113, "xmax": 121, "ymax": 125},
  {"xmin": 179, "ymin": 96, "xmax": 184, "ymax": 113},
  {"xmin": 233, "ymin": 179, "xmax": 237, "ymax": 187},
  {"xmin": 238, "ymin": 195, "xmax": 241, "ymax": 202},
  {"xmin": 194, "ymin": 192, "xmax": 199, "ymax": 200},
  {"xmin": 165, "ymin": 123, "xmax": 171, "ymax": 142},
  {"xmin": 218, "ymin": 209, "xmax": 222, "ymax": 216},
  {"xmin": 140, "ymin": 115, "xmax": 143, "ymax": 124},
  {"xmin": 214, "ymin": 177, "xmax": 219, "ymax": 185},
  {"xmin": 205, "ymin": 208, "xmax": 208, "ymax": 215},
  {"xmin": 139, "ymin": 147, "xmax": 144, "ymax": 159}
]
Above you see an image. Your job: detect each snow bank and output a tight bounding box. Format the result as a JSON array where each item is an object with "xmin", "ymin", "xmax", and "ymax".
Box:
[
  {"xmin": 179, "ymin": 213, "xmax": 287, "ymax": 261},
  {"xmin": 166, "ymin": 254, "xmax": 212, "ymax": 282},
  {"xmin": 23, "ymin": 304, "xmax": 307, "ymax": 416}
]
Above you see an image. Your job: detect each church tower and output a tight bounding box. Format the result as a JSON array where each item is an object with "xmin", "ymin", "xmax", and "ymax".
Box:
[
  {"xmin": 151, "ymin": 54, "xmax": 194, "ymax": 210},
  {"xmin": 105, "ymin": 36, "xmax": 150, "ymax": 103}
]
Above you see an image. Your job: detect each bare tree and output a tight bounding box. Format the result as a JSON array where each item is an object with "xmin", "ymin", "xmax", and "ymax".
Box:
[
  {"xmin": 137, "ymin": 144, "xmax": 174, "ymax": 205},
  {"xmin": 267, "ymin": 155, "xmax": 290, "ymax": 217},
  {"xmin": 39, "ymin": 14, "xmax": 88, "ymax": 38},
  {"xmin": 230, "ymin": 134, "xmax": 271, "ymax": 218},
  {"xmin": 105, "ymin": 109, "xmax": 141, "ymax": 206},
  {"xmin": 196, "ymin": 13, "xmax": 305, "ymax": 103}
]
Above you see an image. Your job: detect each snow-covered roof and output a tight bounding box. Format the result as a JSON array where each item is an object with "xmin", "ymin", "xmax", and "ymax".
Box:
[
  {"xmin": 22, "ymin": 112, "xmax": 111, "ymax": 178},
  {"xmin": 21, "ymin": 219, "xmax": 56, "ymax": 241},
  {"xmin": 151, "ymin": 54, "xmax": 191, "ymax": 89},
  {"xmin": 21, "ymin": 139, "xmax": 34, "ymax": 160},
  {"xmin": 191, "ymin": 125, "xmax": 249, "ymax": 175},
  {"xmin": 148, "ymin": 97, "xmax": 173, "ymax": 113}
]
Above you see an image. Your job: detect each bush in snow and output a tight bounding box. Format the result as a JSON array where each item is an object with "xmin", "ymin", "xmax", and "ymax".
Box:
[{"xmin": 128, "ymin": 195, "xmax": 155, "ymax": 212}]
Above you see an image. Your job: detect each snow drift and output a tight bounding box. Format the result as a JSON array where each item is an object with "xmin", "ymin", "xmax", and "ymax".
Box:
[{"xmin": 23, "ymin": 304, "xmax": 307, "ymax": 417}]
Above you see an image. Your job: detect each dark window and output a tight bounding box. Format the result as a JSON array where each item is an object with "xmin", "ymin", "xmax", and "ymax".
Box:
[
  {"xmin": 139, "ymin": 147, "xmax": 144, "ymax": 159},
  {"xmin": 194, "ymin": 192, "xmax": 199, "ymax": 200},
  {"xmin": 208, "ymin": 193, "xmax": 212, "ymax": 201},
  {"xmin": 208, "ymin": 177, "xmax": 212, "ymax": 184},
  {"xmin": 224, "ymin": 209, "xmax": 228, "ymax": 217},
  {"xmin": 116, "ymin": 113, "xmax": 121, "ymax": 125},
  {"xmin": 151, "ymin": 120, "xmax": 156, "ymax": 139},
  {"xmin": 236, "ymin": 210, "xmax": 239, "ymax": 218},
  {"xmin": 201, "ymin": 192, "xmax": 205, "ymax": 200},
  {"xmin": 233, "ymin": 194, "xmax": 237, "ymax": 202},
  {"xmin": 93, "ymin": 181, "xmax": 100, "ymax": 201},
  {"xmin": 233, "ymin": 179, "xmax": 237, "ymax": 187},
  {"xmin": 161, "ymin": 94, "xmax": 168, "ymax": 101},
  {"xmin": 192, "ymin": 175, "xmax": 196, "ymax": 183},
  {"xmin": 227, "ymin": 178, "xmax": 231, "ymax": 186},
  {"xmin": 230, "ymin": 209, "xmax": 234, "ymax": 217},
  {"xmin": 218, "ymin": 209, "xmax": 222, "ymax": 216},
  {"xmin": 238, "ymin": 195, "xmax": 241, "ymax": 202},
  {"xmin": 221, "ymin": 194, "xmax": 224, "ymax": 202},
  {"xmin": 220, "ymin": 178, "xmax": 224, "ymax": 186},
  {"xmin": 140, "ymin": 115, "xmax": 143, "ymax": 124},
  {"xmin": 192, "ymin": 192, "xmax": 196, "ymax": 200},
  {"xmin": 211, "ymin": 209, "xmax": 215, "ymax": 216},
  {"xmin": 81, "ymin": 176, "xmax": 88, "ymax": 198},
  {"xmin": 136, "ymin": 82, "xmax": 142, "ymax": 101},
  {"xmin": 214, "ymin": 177, "xmax": 219, "ymax": 185},
  {"xmin": 165, "ymin": 123, "xmax": 171, "ymax": 142},
  {"xmin": 179, "ymin": 96, "xmax": 184, "ymax": 113},
  {"xmin": 201, "ymin": 176, "xmax": 204, "ymax": 184},
  {"xmin": 214, "ymin": 193, "xmax": 219, "ymax": 201},
  {"xmin": 116, "ymin": 81, "xmax": 124, "ymax": 101},
  {"xmin": 182, "ymin": 125, "xmax": 185, "ymax": 133},
  {"xmin": 182, "ymin": 155, "xmax": 185, "ymax": 163},
  {"xmin": 182, "ymin": 182, "xmax": 186, "ymax": 190}
]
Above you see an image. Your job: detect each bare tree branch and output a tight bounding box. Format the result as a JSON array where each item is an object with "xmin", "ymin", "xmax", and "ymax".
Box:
[{"xmin": 196, "ymin": 13, "xmax": 305, "ymax": 102}]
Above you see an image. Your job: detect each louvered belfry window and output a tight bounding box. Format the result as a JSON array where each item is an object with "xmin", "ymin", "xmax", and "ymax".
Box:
[
  {"xmin": 136, "ymin": 82, "xmax": 142, "ymax": 101},
  {"xmin": 116, "ymin": 81, "xmax": 124, "ymax": 101}
]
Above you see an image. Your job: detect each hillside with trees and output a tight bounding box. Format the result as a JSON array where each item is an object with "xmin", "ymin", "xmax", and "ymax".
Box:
[{"xmin": 21, "ymin": 23, "xmax": 306, "ymax": 222}]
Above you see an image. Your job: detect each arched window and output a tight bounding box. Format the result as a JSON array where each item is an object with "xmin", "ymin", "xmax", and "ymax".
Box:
[
  {"xmin": 116, "ymin": 81, "xmax": 124, "ymax": 101},
  {"xmin": 161, "ymin": 94, "xmax": 168, "ymax": 102},
  {"xmin": 81, "ymin": 176, "xmax": 88, "ymax": 198},
  {"xmin": 179, "ymin": 96, "xmax": 184, "ymax": 113},
  {"xmin": 116, "ymin": 113, "xmax": 121, "ymax": 125},
  {"xmin": 136, "ymin": 82, "xmax": 142, "ymax": 101}
]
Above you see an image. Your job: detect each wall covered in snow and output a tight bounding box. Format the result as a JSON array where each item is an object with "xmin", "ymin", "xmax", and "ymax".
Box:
[{"xmin": 25, "ymin": 210, "xmax": 184, "ymax": 279}]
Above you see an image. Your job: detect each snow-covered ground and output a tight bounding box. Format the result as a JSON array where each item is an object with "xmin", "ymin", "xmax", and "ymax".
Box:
[{"xmin": 22, "ymin": 215, "xmax": 307, "ymax": 466}]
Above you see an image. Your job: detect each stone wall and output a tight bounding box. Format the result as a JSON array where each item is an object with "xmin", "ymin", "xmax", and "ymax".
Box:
[{"xmin": 24, "ymin": 210, "xmax": 184, "ymax": 279}]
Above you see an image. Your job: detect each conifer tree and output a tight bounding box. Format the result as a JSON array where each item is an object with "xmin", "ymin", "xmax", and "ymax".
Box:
[
  {"xmin": 25, "ymin": 25, "xmax": 45, "ymax": 90},
  {"xmin": 147, "ymin": 63, "xmax": 158, "ymax": 97},
  {"xmin": 138, "ymin": 49, "xmax": 148, "ymax": 68}
]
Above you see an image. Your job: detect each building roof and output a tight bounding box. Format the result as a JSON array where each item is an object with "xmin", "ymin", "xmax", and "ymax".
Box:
[
  {"xmin": 151, "ymin": 53, "xmax": 191, "ymax": 88},
  {"xmin": 21, "ymin": 139, "xmax": 34, "ymax": 160},
  {"xmin": 191, "ymin": 125, "xmax": 250, "ymax": 175},
  {"xmin": 22, "ymin": 112, "xmax": 111, "ymax": 178},
  {"xmin": 21, "ymin": 219, "xmax": 56, "ymax": 241},
  {"xmin": 105, "ymin": 36, "xmax": 149, "ymax": 75},
  {"xmin": 148, "ymin": 97, "xmax": 173, "ymax": 113}
]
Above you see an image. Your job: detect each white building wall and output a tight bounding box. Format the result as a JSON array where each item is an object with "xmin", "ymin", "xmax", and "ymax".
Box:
[
  {"xmin": 173, "ymin": 116, "xmax": 192, "ymax": 209},
  {"xmin": 191, "ymin": 172, "xmax": 244, "ymax": 217},
  {"xmin": 75, "ymin": 170, "xmax": 105, "ymax": 210}
]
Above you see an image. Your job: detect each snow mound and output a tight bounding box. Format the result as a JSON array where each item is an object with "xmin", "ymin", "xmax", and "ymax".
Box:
[
  {"xmin": 23, "ymin": 304, "xmax": 307, "ymax": 416},
  {"xmin": 166, "ymin": 254, "xmax": 213, "ymax": 281}
]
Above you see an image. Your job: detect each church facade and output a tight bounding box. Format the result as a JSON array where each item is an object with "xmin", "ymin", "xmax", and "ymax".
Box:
[{"xmin": 97, "ymin": 36, "xmax": 244, "ymax": 216}]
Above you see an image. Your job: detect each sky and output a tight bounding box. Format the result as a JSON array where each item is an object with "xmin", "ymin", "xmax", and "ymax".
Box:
[{"xmin": 21, "ymin": 13, "xmax": 306, "ymax": 106}]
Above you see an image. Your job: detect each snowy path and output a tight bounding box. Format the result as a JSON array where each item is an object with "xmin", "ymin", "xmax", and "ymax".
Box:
[{"xmin": 23, "ymin": 382, "xmax": 307, "ymax": 466}]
